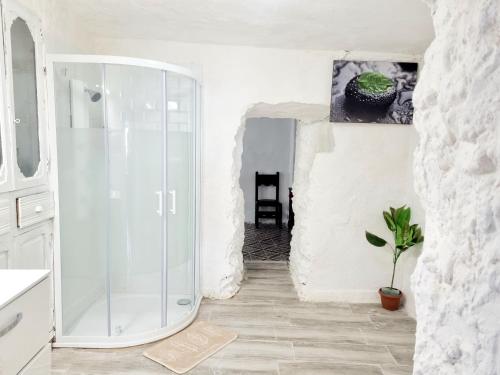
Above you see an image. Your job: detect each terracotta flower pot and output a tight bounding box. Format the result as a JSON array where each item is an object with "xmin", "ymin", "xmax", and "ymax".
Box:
[{"xmin": 379, "ymin": 288, "xmax": 402, "ymax": 311}]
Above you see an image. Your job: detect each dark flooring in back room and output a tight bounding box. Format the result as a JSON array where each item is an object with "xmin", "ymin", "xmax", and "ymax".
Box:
[{"xmin": 243, "ymin": 223, "xmax": 291, "ymax": 261}]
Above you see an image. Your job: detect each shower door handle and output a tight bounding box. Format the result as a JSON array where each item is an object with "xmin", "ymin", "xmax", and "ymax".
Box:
[
  {"xmin": 168, "ymin": 190, "xmax": 176, "ymax": 215},
  {"xmin": 155, "ymin": 191, "xmax": 163, "ymax": 217}
]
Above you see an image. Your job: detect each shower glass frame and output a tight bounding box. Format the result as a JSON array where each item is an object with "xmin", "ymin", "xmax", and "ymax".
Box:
[{"xmin": 47, "ymin": 54, "xmax": 201, "ymax": 348}]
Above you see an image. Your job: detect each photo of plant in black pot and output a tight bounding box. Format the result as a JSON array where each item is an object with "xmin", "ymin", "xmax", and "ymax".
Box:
[
  {"xmin": 330, "ymin": 60, "xmax": 418, "ymax": 124},
  {"xmin": 365, "ymin": 205, "xmax": 424, "ymax": 311}
]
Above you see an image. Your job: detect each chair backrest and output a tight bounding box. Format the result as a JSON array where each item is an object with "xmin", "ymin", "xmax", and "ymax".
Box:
[{"xmin": 255, "ymin": 172, "xmax": 280, "ymax": 201}]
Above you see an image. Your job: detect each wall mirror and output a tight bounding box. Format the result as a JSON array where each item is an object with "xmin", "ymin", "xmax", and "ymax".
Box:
[{"xmin": 11, "ymin": 17, "xmax": 40, "ymax": 178}]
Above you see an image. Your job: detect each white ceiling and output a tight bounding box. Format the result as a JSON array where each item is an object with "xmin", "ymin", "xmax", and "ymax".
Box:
[{"xmin": 65, "ymin": 0, "xmax": 434, "ymax": 53}]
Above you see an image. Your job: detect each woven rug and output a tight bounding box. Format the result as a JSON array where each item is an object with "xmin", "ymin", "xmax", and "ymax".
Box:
[{"xmin": 143, "ymin": 321, "xmax": 237, "ymax": 374}]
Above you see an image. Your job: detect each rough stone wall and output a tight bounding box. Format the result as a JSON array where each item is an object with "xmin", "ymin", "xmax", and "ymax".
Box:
[
  {"xmin": 289, "ymin": 120, "xmax": 334, "ymax": 297},
  {"xmin": 412, "ymin": 0, "xmax": 500, "ymax": 373},
  {"xmin": 300, "ymin": 124, "xmax": 423, "ymax": 307}
]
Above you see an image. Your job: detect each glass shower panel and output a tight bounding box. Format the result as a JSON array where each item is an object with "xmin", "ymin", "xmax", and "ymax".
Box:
[
  {"xmin": 52, "ymin": 56, "xmax": 200, "ymax": 347},
  {"xmin": 54, "ymin": 62, "xmax": 108, "ymax": 336},
  {"xmin": 166, "ymin": 72, "xmax": 196, "ymax": 325},
  {"xmin": 105, "ymin": 65, "xmax": 164, "ymax": 336}
]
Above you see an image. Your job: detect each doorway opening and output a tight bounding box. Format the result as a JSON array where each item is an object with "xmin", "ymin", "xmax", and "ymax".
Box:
[
  {"xmin": 239, "ymin": 117, "xmax": 296, "ymax": 262},
  {"xmin": 227, "ymin": 102, "xmax": 331, "ymax": 298}
]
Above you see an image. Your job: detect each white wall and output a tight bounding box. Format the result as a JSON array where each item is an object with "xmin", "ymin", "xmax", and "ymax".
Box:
[
  {"xmin": 17, "ymin": 0, "xmax": 95, "ymax": 53},
  {"xmin": 91, "ymin": 38, "xmax": 425, "ymax": 310},
  {"xmin": 240, "ymin": 118, "xmax": 295, "ymax": 224},
  {"xmin": 412, "ymin": 0, "xmax": 500, "ymax": 373},
  {"xmin": 293, "ymin": 124, "xmax": 423, "ymax": 314}
]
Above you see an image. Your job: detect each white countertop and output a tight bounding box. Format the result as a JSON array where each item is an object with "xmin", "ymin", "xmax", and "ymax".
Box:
[{"xmin": 0, "ymin": 270, "xmax": 50, "ymax": 309}]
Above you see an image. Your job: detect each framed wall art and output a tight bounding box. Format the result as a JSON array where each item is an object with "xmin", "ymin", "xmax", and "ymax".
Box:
[{"xmin": 330, "ymin": 60, "xmax": 418, "ymax": 125}]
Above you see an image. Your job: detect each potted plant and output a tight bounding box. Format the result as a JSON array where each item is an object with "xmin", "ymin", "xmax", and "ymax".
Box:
[{"xmin": 365, "ymin": 205, "xmax": 424, "ymax": 311}]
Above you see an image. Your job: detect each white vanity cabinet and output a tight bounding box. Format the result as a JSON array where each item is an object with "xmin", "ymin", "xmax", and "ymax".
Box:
[
  {"xmin": 0, "ymin": 0, "xmax": 53, "ymax": 273},
  {"xmin": 0, "ymin": 270, "xmax": 51, "ymax": 374},
  {"xmin": 0, "ymin": 2, "xmax": 12, "ymax": 195},
  {"xmin": 0, "ymin": 235, "xmax": 11, "ymax": 268},
  {"xmin": 0, "ymin": 189, "xmax": 54, "ymax": 271},
  {"xmin": 18, "ymin": 344, "xmax": 51, "ymax": 375},
  {"xmin": 0, "ymin": 0, "xmax": 55, "ymax": 369},
  {"xmin": 16, "ymin": 191, "xmax": 54, "ymax": 230},
  {"xmin": 0, "ymin": 199, "xmax": 11, "ymax": 268},
  {"xmin": 2, "ymin": 0, "xmax": 48, "ymax": 190},
  {"xmin": 12, "ymin": 222, "xmax": 52, "ymax": 270},
  {"xmin": 0, "ymin": 0, "xmax": 56, "ymax": 352}
]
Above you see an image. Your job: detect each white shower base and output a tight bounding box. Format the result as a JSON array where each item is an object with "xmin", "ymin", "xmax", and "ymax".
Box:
[{"xmin": 55, "ymin": 293, "xmax": 200, "ymax": 348}]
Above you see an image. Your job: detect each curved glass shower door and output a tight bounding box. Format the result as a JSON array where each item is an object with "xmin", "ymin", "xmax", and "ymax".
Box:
[
  {"xmin": 166, "ymin": 72, "xmax": 196, "ymax": 327},
  {"xmin": 52, "ymin": 56, "xmax": 199, "ymax": 347},
  {"xmin": 105, "ymin": 65, "xmax": 164, "ymax": 336}
]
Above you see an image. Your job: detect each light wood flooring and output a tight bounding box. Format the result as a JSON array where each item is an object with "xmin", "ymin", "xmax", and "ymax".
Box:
[{"xmin": 51, "ymin": 261, "xmax": 415, "ymax": 374}]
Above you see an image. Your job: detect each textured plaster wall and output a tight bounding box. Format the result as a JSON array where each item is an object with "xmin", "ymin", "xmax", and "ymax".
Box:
[
  {"xmin": 297, "ymin": 125, "xmax": 424, "ymax": 310},
  {"xmin": 92, "ymin": 38, "xmax": 424, "ymax": 308},
  {"xmin": 412, "ymin": 0, "xmax": 500, "ymax": 373},
  {"xmin": 50, "ymin": 0, "xmax": 434, "ymax": 53},
  {"xmin": 288, "ymin": 118, "xmax": 334, "ymax": 295},
  {"xmin": 17, "ymin": 0, "xmax": 95, "ymax": 53}
]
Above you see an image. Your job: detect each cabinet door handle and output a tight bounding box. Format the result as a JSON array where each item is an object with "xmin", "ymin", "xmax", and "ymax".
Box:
[
  {"xmin": 0, "ymin": 313, "xmax": 22, "ymax": 338},
  {"xmin": 14, "ymin": 118, "xmax": 21, "ymax": 125},
  {"xmin": 35, "ymin": 205, "xmax": 43, "ymax": 213},
  {"xmin": 168, "ymin": 190, "xmax": 176, "ymax": 215},
  {"xmin": 155, "ymin": 191, "xmax": 163, "ymax": 217}
]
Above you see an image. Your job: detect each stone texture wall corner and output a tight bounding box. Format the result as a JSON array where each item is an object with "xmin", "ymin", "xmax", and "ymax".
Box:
[{"xmin": 412, "ymin": 0, "xmax": 500, "ymax": 373}]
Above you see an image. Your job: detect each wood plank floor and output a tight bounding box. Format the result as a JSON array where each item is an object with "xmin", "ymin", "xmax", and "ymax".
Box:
[{"xmin": 51, "ymin": 261, "xmax": 415, "ymax": 374}]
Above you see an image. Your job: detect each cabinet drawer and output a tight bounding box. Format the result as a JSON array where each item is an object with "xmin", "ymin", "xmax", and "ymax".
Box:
[
  {"xmin": 0, "ymin": 277, "xmax": 50, "ymax": 375},
  {"xmin": 0, "ymin": 235, "xmax": 10, "ymax": 269},
  {"xmin": 16, "ymin": 192, "xmax": 54, "ymax": 229},
  {"xmin": 0, "ymin": 199, "xmax": 9, "ymax": 236},
  {"xmin": 19, "ymin": 344, "xmax": 51, "ymax": 375}
]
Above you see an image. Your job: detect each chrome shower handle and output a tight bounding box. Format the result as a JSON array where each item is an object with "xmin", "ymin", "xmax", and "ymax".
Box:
[
  {"xmin": 155, "ymin": 191, "xmax": 163, "ymax": 217},
  {"xmin": 168, "ymin": 190, "xmax": 176, "ymax": 215}
]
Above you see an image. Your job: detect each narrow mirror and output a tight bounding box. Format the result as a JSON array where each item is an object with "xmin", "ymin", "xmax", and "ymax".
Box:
[{"xmin": 11, "ymin": 17, "xmax": 40, "ymax": 178}]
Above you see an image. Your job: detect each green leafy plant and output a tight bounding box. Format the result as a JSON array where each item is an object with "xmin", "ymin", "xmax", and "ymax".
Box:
[
  {"xmin": 365, "ymin": 205, "xmax": 424, "ymax": 296},
  {"xmin": 357, "ymin": 72, "xmax": 394, "ymax": 94}
]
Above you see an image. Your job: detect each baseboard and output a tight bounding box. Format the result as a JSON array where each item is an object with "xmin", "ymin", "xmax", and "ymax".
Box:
[{"xmin": 300, "ymin": 289, "xmax": 380, "ymax": 304}]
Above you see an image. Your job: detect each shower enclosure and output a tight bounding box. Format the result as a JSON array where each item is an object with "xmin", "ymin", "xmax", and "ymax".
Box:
[{"xmin": 47, "ymin": 55, "xmax": 201, "ymax": 347}]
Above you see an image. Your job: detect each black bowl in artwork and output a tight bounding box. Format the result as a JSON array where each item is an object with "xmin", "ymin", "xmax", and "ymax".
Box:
[{"xmin": 344, "ymin": 72, "xmax": 397, "ymax": 121}]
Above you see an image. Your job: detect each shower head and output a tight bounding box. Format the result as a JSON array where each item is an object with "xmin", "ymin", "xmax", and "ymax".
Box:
[{"xmin": 85, "ymin": 88, "xmax": 102, "ymax": 102}]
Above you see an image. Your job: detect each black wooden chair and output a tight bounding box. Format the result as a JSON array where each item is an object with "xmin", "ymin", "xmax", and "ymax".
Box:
[
  {"xmin": 255, "ymin": 171, "xmax": 282, "ymax": 228},
  {"xmin": 288, "ymin": 187, "xmax": 294, "ymax": 231}
]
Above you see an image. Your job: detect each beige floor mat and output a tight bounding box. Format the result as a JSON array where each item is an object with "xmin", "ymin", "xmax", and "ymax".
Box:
[{"xmin": 143, "ymin": 321, "xmax": 237, "ymax": 374}]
